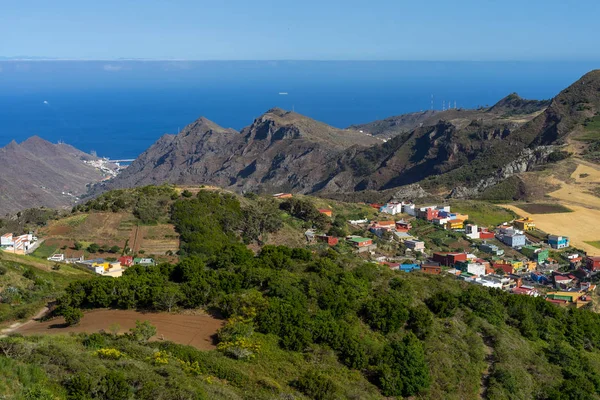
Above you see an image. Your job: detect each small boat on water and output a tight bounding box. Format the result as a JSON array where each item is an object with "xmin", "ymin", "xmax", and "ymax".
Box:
[{"xmin": 279, "ymin": 92, "xmax": 288, "ymax": 95}]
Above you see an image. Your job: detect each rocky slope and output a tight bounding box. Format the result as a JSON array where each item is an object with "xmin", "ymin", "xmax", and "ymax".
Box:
[
  {"xmin": 0, "ymin": 137, "xmax": 113, "ymax": 214},
  {"xmin": 95, "ymin": 108, "xmax": 381, "ymax": 194},
  {"xmin": 94, "ymin": 70, "xmax": 600, "ymax": 200}
]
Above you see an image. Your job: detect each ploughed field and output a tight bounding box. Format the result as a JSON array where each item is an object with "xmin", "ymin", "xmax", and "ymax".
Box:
[{"xmin": 15, "ymin": 309, "xmax": 224, "ymax": 350}]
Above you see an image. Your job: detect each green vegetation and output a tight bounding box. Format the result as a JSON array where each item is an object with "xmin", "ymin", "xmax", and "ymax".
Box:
[
  {"xmin": 478, "ymin": 176, "xmax": 526, "ymax": 202},
  {"xmin": 0, "ymin": 253, "xmax": 91, "ymax": 324},
  {"xmin": 6, "ymin": 187, "xmax": 600, "ymax": 399},
  {"xmin": 450, "ymin": 200, "xmax": 517, "ymax": 227},
  {"xmin": 72, "ymin": 184, "xmax": 179, "ymax": 224},
  {"xmin": 584, "ymin": 241, "xmax": 600, "ymax": 250},
  {"xmin": 0, "ymin": 207, "xmax": 62, "ymax": 236},
  {"xmin": 515, "ymin": 203, "xmax": 574, "ymax": 214}
]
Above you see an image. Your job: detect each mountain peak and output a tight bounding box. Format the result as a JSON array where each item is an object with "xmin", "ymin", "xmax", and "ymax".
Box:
[{"xmin": 488, "ymin": 93, "xmax": 550, "ymax": 115}]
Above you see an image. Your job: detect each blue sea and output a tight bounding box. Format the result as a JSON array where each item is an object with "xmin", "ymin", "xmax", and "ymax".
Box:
[{"xmin": 0, "ymin": 60, "xmax": 597, "ymax": 160}]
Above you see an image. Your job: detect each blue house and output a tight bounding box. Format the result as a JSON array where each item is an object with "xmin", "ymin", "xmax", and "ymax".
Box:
[
  {"xmin": 548, "ymin": 235, "xmax": 569, "ymax": 249},
  {"xmin": 400, "ymin": 264, "xmax": 421, "ymax": 272}
]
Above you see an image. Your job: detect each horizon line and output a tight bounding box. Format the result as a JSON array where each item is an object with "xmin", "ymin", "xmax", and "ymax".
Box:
[{"xmin": 1, "ymin": 57, "xmax": 599, "ymax": 63}]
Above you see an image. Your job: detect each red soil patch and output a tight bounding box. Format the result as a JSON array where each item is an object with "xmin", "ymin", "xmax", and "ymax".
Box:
[{"xmin": 15, "ymin": 309, "xmax": 224, "ymax": 350}]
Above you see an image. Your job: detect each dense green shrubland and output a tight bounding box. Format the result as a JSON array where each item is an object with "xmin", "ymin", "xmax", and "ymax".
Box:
[{"xmin": 4, "ymin": 188, "xmax": 600, "ymax": 399}]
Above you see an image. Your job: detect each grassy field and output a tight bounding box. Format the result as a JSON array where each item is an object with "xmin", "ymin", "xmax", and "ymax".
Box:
[
  {"xmin": 450, "ymin": 200, "xmax": 517, "ymax": 227},
  {"xmin": 576, "ymin": 115, "xmax": 600, "ymax": 142},
  {"xmin": 585, "ymin": 241, "xmax": 600, "ymax": 250},
  {"xmin": 514, "ymin": 203, "xmax": 573, "ymax": 214},
  {"xmin": 0, "ymin": 252, "xmax": 92, "ymax": 325},
  {"xmin": 37, "ymin": 211, "xmax": 179, "ymax": 261}
]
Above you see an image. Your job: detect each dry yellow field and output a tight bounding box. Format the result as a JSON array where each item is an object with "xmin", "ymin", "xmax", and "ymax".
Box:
[{"xmin": 504, "ymin": 160, "xmax": 600, "ymax": 255}]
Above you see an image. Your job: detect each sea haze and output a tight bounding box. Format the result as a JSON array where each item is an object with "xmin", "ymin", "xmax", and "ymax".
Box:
[{"xmin": 0, "ymin": 60, "xmax": 597, "ymax": 159}]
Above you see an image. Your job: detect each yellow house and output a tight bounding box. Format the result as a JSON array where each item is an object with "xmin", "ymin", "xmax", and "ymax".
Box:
[
  {"xmin": 511, "ymin": 260, "xmax": 524, "ymax": 270},
  {"xmin": 514, "ymin": 217, "xmax": 535, "ymax": 231},
  {"xmin": 92, "ymin": 261, "xmax": 111, "ymax": 270},
  {"xmin": 525, "ymin": 261, "xmax": 537, "ymax": 271},
  {"xmin": 446, "ymin": 219, "xmax": 465, "ymax": 230}
]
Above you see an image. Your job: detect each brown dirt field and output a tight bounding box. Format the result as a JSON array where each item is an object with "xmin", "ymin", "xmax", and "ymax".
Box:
[
  {"xmin": 15, "ymin": 309, "xmax": 224, "ymax": 350},
  {"xmin": 515, "ymin": 203, "xmax": 573, "ymax": 214},
  {"xmin": 502, "ymin": 159, "xmax": 600, "ymax": 255},
  {"xmin": 41, "ymin": 212, "xmax": 179, "ymax": 258}
]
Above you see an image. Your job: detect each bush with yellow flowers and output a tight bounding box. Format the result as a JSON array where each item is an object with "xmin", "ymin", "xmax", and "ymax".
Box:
[
  {"xmin": 217, "ymin": 337, "xmax": 262, "ymax": 360},
  {"xmin": 147, "ymin": 350, "xmax": 169, "ymax": 365},
  {"xmin": 92, "ymin": 348, "xmax": 124, "ymax": 360}
]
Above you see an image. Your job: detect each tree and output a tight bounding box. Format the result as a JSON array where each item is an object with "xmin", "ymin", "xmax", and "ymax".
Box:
[
  {"xmin": 182, "ymin": 189, "xmax": 193, "ymax": 198},
  {"xmin": 130, "ymin": 320, "xmax": 157, "ymax": 342},
  {"xmin": 62, "ymin": 307, "xmax": 83, "ymax": 326},
  {"xmin": 154, "ymin": 284, "xmax": 182, "ymax": 312},
  {"xmin": 408, "ymin": 305, "xmax": 434, "ymax": 339},
  {"xmin": 73, "ymin": 241, "xmax": 83, "ymax": 251},
  {"xmin": 376, "ymin": 332, "xmax": 430, "ymax": 397},
  {"xmin": 425, "ymin": 291, "xmax": 458, "ymax": 318},
  {"xmin": 109, "ymin": 245, "xmax": 121, "ymax": 254},
  {"xmin": 87, "ymin": 243, "xmax": 100, "ymax": 253}
]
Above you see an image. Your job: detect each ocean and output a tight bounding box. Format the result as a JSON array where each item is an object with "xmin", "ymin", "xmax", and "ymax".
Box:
[{"xmin": 0, "ymin": 60, "xmax": 597, "ymax": 160}]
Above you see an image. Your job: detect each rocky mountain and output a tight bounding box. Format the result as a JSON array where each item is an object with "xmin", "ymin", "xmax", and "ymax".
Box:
[
  {"xmin": 94, "ymin": 70, "xmax": 600, "ymax": 200},
  {"xmin": 95, "ymin": 108, "xmax": 381, "ymax": 194},
  {"xmin": 0, "ymin": 137, "xmax": 114, "ymax": 215}
]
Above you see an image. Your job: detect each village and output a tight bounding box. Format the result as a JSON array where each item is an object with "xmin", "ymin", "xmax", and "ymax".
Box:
[{"xmin": 299, "ymin": 198, "xmax": 599, "ymax": 309}]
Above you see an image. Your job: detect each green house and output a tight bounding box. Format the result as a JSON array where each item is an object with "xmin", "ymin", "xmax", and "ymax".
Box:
[{"xmin": 520, "ymin": 245, "xmax": 549, "ymax": 263}]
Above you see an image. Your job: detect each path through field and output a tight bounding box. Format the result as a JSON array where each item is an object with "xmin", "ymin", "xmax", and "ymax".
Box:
[{"xmin": 14, "ymin": 309, "xmax": 224, "ymax": 350}]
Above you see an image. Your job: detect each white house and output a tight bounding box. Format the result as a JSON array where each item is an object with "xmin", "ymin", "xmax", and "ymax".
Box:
[
  {"xmin": 1, "ymin": 233, "xmax": 13, "ymax": 246},
  {"xmin": 380, "ymin": 202, "xmax": 403, "ymax": 215},
  {"xmin": 401, "ymin": 202, "xmax": 416, "ymax": 216},
  {"xmin": 465, "ymin": 224, "xmax": 480, "ymax": 239},
  {"xmin": 348, "ymin": 219, "xmax": 369, "ymax": 225},
  {"xmin": 466, "ymin": 262, "xmax": 486, "ymax": 277}
]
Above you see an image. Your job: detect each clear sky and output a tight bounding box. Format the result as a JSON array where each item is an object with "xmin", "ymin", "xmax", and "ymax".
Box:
[{"xmin": 2, "ymin": 0, "xmax": 599, "ymax": 61}]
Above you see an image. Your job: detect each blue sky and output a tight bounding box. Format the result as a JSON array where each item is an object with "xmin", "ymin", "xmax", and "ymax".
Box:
[{"xmin": 2, "ymin": 0, "xmax": 599, "ymax": 60}]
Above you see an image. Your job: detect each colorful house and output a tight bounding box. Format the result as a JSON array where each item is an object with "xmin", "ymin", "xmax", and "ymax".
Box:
[
  {"xmin": 118, "ymin": 255, "xmax": 134, "ymax": 267},
  {"xmin": 317, "ymin": 235, "xmax": 339, "ymax": 246},
  {"xmin": 433, "ymin": 252, "xmax": 467, "ymax": 267},
  {"xmin": 586, "ymin": 256, "xmax": 600, "ymax": 271},
  {"xmin": 478, "ymin": 228, "xmax": 495, "ymax": 240},
  {"xmin": 493, "ymin": 261, "xmax": 514, "ymax": 275},
  {"xmin": 445, "ymin": 219, "xmax": 465, "ymax": 230},
  {"xmin": 318, "ymin": 209, "xmax": 333, "ymax": 217},
  {"xmin": 548, "ymin": 235, "xmax": 569, "ymax": 249},
  {"xmin": 395, "ymin": 219, "xmax": 412, "ymax": 232},
  {"xmin": 520, "ymin": 245, "xmax": 549, "ymax": 264},
  {"xmin": 514, "ymin": 217, "xmax": 535, "ymax": 231},
  {"xmin": 421, "ymin": 265, "xmax": 442, "ymax": 275},
  {"xmin": 134, "ymin": 257, "xmax": 156, "ymax": 266},
  {"xmin": 347, "ymin": 237, "xmax": 373, "ymax": 248},
  {"xmin": 400, "ymin": 263, "xmax": 421, "ymax": 272}
]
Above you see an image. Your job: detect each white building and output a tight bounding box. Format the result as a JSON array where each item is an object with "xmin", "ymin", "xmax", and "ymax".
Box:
[
  {"xmin": 401, "ymin": 202, "xmax": 416, "ymax": 216},
  {"xmin": 465, "ymin": 224, "xmax": 480, "ymax": 239},
  {"xmin": 466, "ymin": 262, "xmax": 486, "ymax": 277},
  {"xmin": 1, "ymin": 233, "xmax": 13, "ymax": 246},
  {"xmin": 348, "ymin": 219, "xmax": 369, "ymax": 225},
  {"xmin": 380, "ymin": 202, "xmax": 403, "ymax": 215}
]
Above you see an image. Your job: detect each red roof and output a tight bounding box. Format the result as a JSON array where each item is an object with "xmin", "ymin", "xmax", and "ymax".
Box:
[{"xmin": 554, "ymin": 276, "xmax": 571, "ymax": 281}]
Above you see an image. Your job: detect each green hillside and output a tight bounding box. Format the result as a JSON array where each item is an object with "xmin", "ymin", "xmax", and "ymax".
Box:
[{"xmin": 2, "ymin": 189, "xmax": 600, "ymax": 399}]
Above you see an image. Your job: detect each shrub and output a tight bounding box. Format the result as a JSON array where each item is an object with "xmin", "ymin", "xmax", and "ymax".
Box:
[
  {"xmin": 62, "ymin": 307, "xmax": 83, "ymax": 326},
  {"xmin": 293, "ymin": 369, "xmax": 338, "ymax": 400},
  {"xmin": 129, "ymin": 320, "xmax": 157, "ymax": 342},
  {"xmin": 425, "ymin": 291, "xmax": 458, "ymax": 318},
  {"xmin": 182, "ymin": 189, "xmax": 193, "ymax": 198},
  {"xmin": 93, "ymin": 348, "xmax": 125, "ymax": 360}
]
